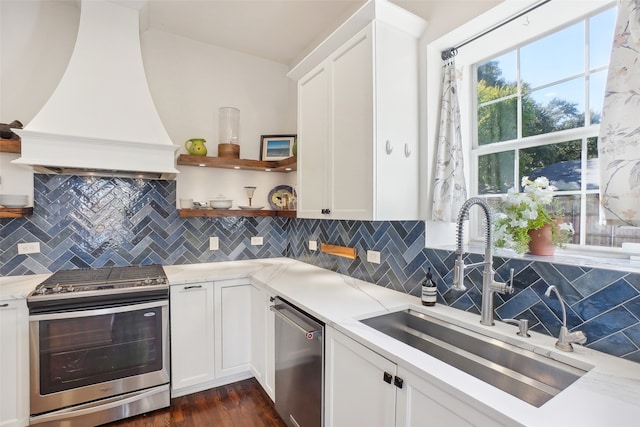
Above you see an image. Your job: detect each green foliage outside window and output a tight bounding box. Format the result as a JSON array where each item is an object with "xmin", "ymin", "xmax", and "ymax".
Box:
[{"xmin": 476, "ymin": 61, "xmax": 589, "ymax": 194}]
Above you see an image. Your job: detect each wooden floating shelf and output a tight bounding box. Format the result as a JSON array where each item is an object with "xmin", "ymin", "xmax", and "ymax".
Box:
[
  {"xmin": 177, "ymin": 154, "xmax": 297, "ymax": 172},
  {"xmin": 179, "ymin": 209, "xmax": 296, "ymax": 218},
  {"xmin": 0, "ymin": 207, "xmax": 33, "ymax": 218},
  {"xmin": 0, "ymin": 137, "xmax": 21, "ymax": 154}
]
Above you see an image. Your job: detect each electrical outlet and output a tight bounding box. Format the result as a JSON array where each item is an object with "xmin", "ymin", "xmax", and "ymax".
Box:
[
  {"xmin": 209, "ymin": 236, "xmax": 219, "ymax": 251},
  {"xmin": 18, "ymin": 242, "xmax": 40, "ymax": 254},
  {"xmin": 367, "ymin": 250, "xmax": 381, "ymax": 264},
  {"xmin": 251, "ymin": 236, "xmax": 264, "ymax": 246},
  {"xmin": 309, "ymin": 240, "xmax": 318, "ymax": 251}
]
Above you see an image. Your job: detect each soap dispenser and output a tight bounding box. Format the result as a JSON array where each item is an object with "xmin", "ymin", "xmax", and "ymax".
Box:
[{"xmin": 421, "ymin": 267, "xmax": 437, "ymax": 306}]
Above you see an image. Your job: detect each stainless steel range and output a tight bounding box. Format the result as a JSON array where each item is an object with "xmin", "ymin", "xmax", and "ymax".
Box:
[{"xmin": 27, "ymin": 265, "xmax": 170, "ymax": 427}]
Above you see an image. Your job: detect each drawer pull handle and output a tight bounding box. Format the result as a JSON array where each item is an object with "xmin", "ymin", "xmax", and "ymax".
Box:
[
  {"xmin": 394, "ymin": 376, "xmax": 404, "ymax": 389},
  {"xmin": 184, "ymin": 285, "xmax": 203, "ymax": 290},
  {"xmin": 383, "ymin": 371, "xmax": 393, "ymax": 384},
  {"xmin": 0, "ymin": 303, "xmax": 9, "ymax": 308}
]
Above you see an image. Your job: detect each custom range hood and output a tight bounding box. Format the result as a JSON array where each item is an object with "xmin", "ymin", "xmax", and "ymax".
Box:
[{"xmin": 13, "ymin": 0, "xmax": 178, "ymax": 179}]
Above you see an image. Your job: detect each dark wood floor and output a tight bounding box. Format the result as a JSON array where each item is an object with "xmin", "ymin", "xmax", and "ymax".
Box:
[{"xmin": 103, "ymin": 378, "xmax": 286, "ymax": 427}]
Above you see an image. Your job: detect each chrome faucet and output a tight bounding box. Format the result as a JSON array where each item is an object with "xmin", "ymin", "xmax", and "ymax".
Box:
[
  {"xmin": 452, "ymin": 197, "xmax": 514, "ymax": 326},
  {"xmin": 545, "ymin": 285, "xmax": 587, "ymax": 352}
]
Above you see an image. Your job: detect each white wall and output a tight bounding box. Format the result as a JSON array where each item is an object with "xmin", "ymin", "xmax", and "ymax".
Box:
[
  {"xmin": 141, "ymin": 29, "xmax": 297, "ymax": 205},
  {"xmin": 0, "ymin": 0, "xmax": 297, "ymax": 208},
  {"xmin": 0, "ymin": 0, "xmax": 79, "ymax": 201},
  {"xmin": 0, "ymin": 1, "xmax": 78, "ymax": 124}
]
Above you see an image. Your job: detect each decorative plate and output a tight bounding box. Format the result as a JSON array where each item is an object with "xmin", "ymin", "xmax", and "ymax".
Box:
[
  {"xmin": 267, "ymin": 185, "xmax": 295, "ymax": 210},
  {"xmin": 238, "ymin": 206, "xmax": 264, "ymax": 210}
]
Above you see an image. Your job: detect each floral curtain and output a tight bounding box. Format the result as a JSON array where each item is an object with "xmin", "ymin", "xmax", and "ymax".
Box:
[
  {"xmin": 598, "ymin": 0, "xmax": 640, "ymax": 226},
  {"xmin": 432, "ymin": 58, "xmax": 467, "ymax": 222}
]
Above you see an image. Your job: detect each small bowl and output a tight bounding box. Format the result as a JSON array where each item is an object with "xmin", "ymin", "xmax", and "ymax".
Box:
[
  {"xmin": 210, "ymin": 197, "xmax": 232, "ymax": 209},
  {"xmin": 179, "ymin": 198, "xmax": 194, "ymax": 209},
  {"xmin": 193, "ymin": 201, "xmax": 209, "ymax": 208},
  {"xmin": 0, "ymin": 194, "xmax": 28, "ymax": 208}
]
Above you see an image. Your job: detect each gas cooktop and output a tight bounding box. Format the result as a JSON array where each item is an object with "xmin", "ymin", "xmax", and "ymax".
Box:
[{"xmin": 27, "ymin": 265, "xmax": 168, "ymax": 308}]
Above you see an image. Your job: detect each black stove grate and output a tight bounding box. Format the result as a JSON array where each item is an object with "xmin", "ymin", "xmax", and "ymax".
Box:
[
  {"xmin": 106, "ymin": 265, "xmax": 165, "ymax": 283},
  {"xmin": 39, "ymin": 268, "xmax": 111, "ymax": 287},
  {"xmin": 39, "ymin": 265, "xmax": 166, "ymax": 287},
  {"xmin": 28, "ymin": 265, "xmax": 168, "ymax": 313}
]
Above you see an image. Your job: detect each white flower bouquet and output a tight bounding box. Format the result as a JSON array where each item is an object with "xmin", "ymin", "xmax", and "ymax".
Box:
[{"xmin": 493, "ymin": 176, "xmax": 574, "ymax": 254}]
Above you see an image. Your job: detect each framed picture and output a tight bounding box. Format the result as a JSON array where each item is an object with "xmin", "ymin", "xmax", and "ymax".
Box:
[{"xmin": 260, "ymin": 134, "xmax": 296, "ymax": 161}]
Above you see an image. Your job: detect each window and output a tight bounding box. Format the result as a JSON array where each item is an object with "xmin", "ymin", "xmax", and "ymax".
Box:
[{"xmin": 471, "ymin": 5, "xmax": 640, "ymax": 249}]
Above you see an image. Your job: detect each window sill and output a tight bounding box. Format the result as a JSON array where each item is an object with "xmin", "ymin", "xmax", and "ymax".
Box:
[{"xmin": 428, "ymin": 243, "xmax": 640, "ymax": 274}]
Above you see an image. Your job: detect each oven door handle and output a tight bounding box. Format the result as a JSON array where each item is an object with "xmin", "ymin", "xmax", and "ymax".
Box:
[
  {"xmin": 29, "ymin": 300, "xmax": 168, "ymax": 321},
  {"xmin": 270, "ymin": 304, "xmax": 322, "ymax": 339}
]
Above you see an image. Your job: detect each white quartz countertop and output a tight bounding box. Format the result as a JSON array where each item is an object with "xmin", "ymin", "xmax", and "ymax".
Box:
[
  {"xmin": 0, "ymin": 273, "xmax": 50, "ymax": 300},
  {"xmin": 166, "ymin": 258, "xmax": 640, "ymax": 426},
  {"xmin": 4, "ymin": 258, "xmax": 640, "ymax": 425}
]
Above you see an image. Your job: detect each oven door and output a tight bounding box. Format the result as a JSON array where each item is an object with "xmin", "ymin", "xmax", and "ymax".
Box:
[{"xmin": 29, "ymin": 300, "xmax": 170, "ymax": 416}]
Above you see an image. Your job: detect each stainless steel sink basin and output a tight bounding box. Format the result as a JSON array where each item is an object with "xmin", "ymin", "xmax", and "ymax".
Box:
[{"xmin": 361, "ymin": 309, "xmax": 591, "ymax": 407}]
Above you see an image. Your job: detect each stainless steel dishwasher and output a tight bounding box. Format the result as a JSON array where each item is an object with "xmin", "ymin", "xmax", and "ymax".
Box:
[{"xmin": 271, "ymin": 297, "xmax": 324, "ymax": 427}]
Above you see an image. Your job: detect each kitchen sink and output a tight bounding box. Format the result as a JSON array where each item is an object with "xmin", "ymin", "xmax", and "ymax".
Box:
[{"xmin": 360, "ymin": 309, "xmax": 591, "ymax": 407}]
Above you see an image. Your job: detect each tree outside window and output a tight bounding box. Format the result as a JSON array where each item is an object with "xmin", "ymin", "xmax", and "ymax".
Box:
[{"xmin": 473, "ymin": 6, "xmax": 640, "ymax": 248}]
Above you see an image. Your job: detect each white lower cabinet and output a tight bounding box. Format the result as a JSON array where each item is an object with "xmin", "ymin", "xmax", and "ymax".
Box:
[
  {"xmin": 325, "ymin": 326, "xmax": 396, "ymax": 427},
  {"xmin": 250, "ymin": 284, "xmax": 275, "ymax": 401},
  {"xmin": 395, "ymin": 367, "xmax": 478, "ymax": 427},
  {"xmin": 213, "ymin": 279, "xmax": 251, "ymax": 378},
  {"xmin": 325, "ymin": 327, "xmax": 515, "ymax": 427},
  {"xmin": 170, "ymin": 281, "xmax": 215, "ymax": 393},
  {"xmin": 0, "ymin": 298, "xmax": 29, "ymax": 427},
  {"xmin": 170, "ymin": 278, "xmax": 252, "ymax": 397}
]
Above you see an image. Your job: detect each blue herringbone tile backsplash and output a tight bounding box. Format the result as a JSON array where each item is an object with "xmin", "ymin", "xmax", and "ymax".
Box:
[
  {"xmin": 0, "ymin": 174, "xmax": 288, "ymax": 274},
  {"xmin": 1, "ymin": 174, "xmax": 639, "ymax": 363},
  {"xmin": 287, "ymin": 219, "xmax": 640, "ymax": 364}
]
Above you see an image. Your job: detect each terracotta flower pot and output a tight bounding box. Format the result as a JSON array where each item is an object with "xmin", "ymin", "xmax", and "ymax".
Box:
[{"xmin": 527, "ymin": 223, "xmax": 555, "ymax": 255}]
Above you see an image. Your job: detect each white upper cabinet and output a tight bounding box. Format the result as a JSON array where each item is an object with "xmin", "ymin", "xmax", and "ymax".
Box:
[
  {"xmin": 330, "ymin": 28, "xmax": 374, "ymax": 219},
  {"xmin": 297, "ymin": 65, "xmax": 331, "ymax": 217},
  {"xmin": 291, "ymin": 1, "xmax": 426, "ymax": 220}
]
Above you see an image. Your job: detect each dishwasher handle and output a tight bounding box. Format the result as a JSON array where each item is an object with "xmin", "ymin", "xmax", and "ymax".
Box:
[{"xmin": 270, "ymin": 304, "xmax": 322, "ymax": 340}]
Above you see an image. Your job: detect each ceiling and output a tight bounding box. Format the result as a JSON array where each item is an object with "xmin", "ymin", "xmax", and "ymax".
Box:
[{"xmin": 141, "ymin": 0, "xmax": 503, "ymax": 66}]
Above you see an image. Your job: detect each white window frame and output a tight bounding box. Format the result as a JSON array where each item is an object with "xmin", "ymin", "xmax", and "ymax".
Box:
[{"xmin": 424, "ymin": 0, "xmax": 621, "ymax": 259}]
